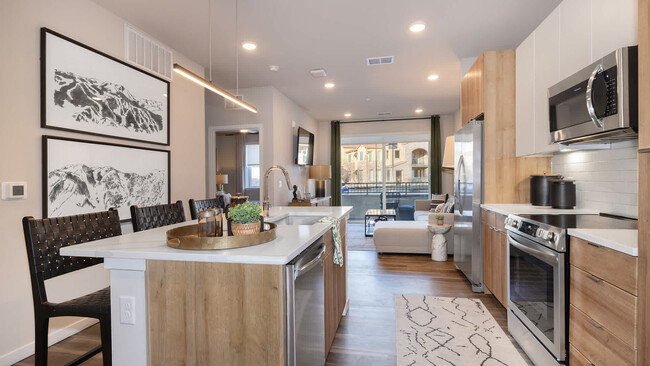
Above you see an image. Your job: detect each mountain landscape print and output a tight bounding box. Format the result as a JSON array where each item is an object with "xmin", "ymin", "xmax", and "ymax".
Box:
[
  {"xmin": 53, "ymin": 69, "xmax": 164, "ymax": 134},
  {"xmin": 42, "ymin": 28, "xmax": 169, "ymax": 145},
  {"xmin": 44, "ymin": 136, "xmax": 170, "ymax": 220},
  {"xmin": 48, "ymin": 164, "xmax": 166, "ymax": 218}
]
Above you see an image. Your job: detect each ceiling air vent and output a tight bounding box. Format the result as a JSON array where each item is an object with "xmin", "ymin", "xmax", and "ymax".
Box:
[
  {"xmin": 309, "ymin": 68, "xmax": 327, "ymax": 78},
  {"xmin": 366, "ymin": 56, "xmax": 394, "ymax": 66},
  {"xmin": 378, "ymin": 112, "xmax": 392, "ymax": 116},
  {"xmin": 224, "ymin": 95, "xmax": 246, "ymax": 111},
  {"xmin": 124, "ymin": 24, "xmax": 173, "ymax": 80}
]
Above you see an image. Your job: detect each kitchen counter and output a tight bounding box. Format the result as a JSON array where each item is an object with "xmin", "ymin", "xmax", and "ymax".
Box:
[
  {"xmin": 481, "ymin": 203, "xmax": 598, "ymax": 216},
  {"xmin": 568, "ymin": 228, "xmax": 638, "ymax": 256},
  {"xmin": 60, "ymin": 206, "xmax": 352, "ymax": 265}
]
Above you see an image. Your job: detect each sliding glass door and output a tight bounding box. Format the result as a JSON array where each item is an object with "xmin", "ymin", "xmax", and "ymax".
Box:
[{"xmin": 340, "ymin": 141, "xmax": 430, "ymax": 221}]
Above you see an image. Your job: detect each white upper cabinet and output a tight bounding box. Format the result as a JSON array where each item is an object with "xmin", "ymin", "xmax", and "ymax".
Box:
[
  {"xmin": 516, "ymin": 33, "xmax": 536, "ymax": 157},
  {"xmin": 533, "ymin": 7, "xmax": 561, "ymax": 155},
  {"xmin": 559, "ymin": 0, "xmax": 592, "ymax": 79},
  {"xmin": 515, "ymin": 0, "xmax": 637, "ymax": 156},
  {"xmin": 591, "ymin": 0, "xmax": 638, "ymax": 60}
]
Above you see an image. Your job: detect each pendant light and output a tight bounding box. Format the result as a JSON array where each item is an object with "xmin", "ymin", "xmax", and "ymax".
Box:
[{"xmin": 173, "ymin": 0, "xmax": 258, "ymax": 113}]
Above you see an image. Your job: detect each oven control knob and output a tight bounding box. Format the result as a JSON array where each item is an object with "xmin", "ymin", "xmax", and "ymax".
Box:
[
  {"xmin": 514, "ymin": 220, "xmax": 522, "ymax": 229},
  {"xmin": 536, "ymin": 228, "xmax": 544, "ymax": 237},
  {"xmin": 544, "ymin": 231, "xmax": 555, "ymax": 241},
  {"xmin": 505, "ymin": 218, "xmax": 512, "ymax": 226}
]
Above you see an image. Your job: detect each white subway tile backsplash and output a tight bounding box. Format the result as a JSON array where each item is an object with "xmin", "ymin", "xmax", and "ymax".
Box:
[{"xmin": 551, "ymin": 141, "xmax": 638, "ymax": 218}]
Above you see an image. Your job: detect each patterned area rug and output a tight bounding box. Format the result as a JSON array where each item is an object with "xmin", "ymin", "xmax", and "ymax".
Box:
[{"xmin": 395, "ymin": 295, "xmax": 528, "ymax": 366}]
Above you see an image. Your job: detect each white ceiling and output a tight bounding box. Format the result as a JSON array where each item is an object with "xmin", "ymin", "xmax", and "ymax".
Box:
[{"xmin": 92, "ymin": 0, "xmax": 562, "ymax": 121}]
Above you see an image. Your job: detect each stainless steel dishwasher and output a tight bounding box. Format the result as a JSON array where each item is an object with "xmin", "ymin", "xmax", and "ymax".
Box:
[{"xmin": 286, "ymin": 238, "xmax": 326, "ymax": 366}]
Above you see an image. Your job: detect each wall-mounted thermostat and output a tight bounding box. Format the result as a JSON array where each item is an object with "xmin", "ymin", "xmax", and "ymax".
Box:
[{"xmin": 2, "ymin": 182, "xmax": 27, "ymax": 200}]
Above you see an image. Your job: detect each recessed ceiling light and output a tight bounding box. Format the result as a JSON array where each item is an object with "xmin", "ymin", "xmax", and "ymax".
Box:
[
  {"xmin": 427, "ymin": 74, "xmax": 439, "ymax": 81},
  {"xmin": 324, "ymin": 82, "xmax": 335, "ymax": 89},
  {"xmin": 409, "ymin": 22, "xmax": 426, "ymax": 33},
  {"xmin": 268, "ymin": 65, "xmax": 280, "ymax": 72},
  {"xmin": 344, "ymin": 113, "xmax": 351, "ymax": 117},
  {"xmin": 415, "ymin": 109, "xmax": 423, "ymax": 113},
  {"xmin": 240, "ymin": 129, "xmax": 250, "ymax": 133},
  {"xmin": 242, "ymin": 42, "xmax": 257, "ymax": 50}
]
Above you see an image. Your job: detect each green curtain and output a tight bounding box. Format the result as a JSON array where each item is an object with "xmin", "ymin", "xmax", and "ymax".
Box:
[
  {"xmin": 330, "ymin": 121, "xmax": 342, "ymax": 206},
  {"xmin": 430, "ymin": 115, "xmax": 442, "ymax": 194}
]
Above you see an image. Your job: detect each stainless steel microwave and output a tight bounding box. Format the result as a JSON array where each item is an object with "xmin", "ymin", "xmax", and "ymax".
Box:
[{"xmin": 548, "ymin": 46, "xmax": 637, "ymax": 145}]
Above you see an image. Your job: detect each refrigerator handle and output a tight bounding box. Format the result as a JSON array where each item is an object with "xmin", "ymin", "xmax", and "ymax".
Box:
[{"xmin": 455, "ymin": 155, "xmax": 464, "ymax": 214}]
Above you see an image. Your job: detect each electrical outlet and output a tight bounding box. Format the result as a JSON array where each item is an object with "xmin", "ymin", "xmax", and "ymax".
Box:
[{"xmin": 120, "ymin": 296, "xmax": 136, "ymax": 325}]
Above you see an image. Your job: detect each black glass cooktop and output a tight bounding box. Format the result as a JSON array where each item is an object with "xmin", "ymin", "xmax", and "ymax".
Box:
[{"xmin": 516, "ymin": 214, "xmax": 637, "ymax": 230}]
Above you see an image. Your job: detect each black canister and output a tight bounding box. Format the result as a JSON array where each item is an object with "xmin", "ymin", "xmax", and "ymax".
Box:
[
  {"xmin": 549, "ymin": 179, "xmax": 576, "ymax": 209},
  {"xmin": 530, "ymin": 174, "xmax": 563, "ymax": 206}
]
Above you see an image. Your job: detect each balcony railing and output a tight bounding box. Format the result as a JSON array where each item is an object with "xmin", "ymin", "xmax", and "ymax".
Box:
[{"xmin": 341, "ymin": 182, "xmax": 429, "ymax": 195}]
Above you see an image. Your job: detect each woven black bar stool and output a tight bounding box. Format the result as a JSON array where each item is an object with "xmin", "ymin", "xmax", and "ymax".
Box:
[
  {"xmin": 188, "ymin": 198, "xmax": 224, "ymax": 220},
  {"xmin": 22, "ymin": 209, "xmax": 121, "ymax": 366},
  {"xmin": 130, "ymin": 200, "xmax": 186, "ymax": 232}
]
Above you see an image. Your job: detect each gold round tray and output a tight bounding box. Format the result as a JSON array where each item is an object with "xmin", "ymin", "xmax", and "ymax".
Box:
[{"xmin": 166, "ymin": 223, "xmax": 277, "ymax": 250}]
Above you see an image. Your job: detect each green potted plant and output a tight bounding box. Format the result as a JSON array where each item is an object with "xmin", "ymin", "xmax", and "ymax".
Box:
[
  {"xmin": 435, "ymin": 214, "xmax": 445, "ymax": 226},
  {"xmin": 227, "ymin": 201, "xmax": 263, "ymax": 235}
]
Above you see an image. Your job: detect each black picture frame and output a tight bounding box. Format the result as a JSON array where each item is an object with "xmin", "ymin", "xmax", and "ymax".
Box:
[
  {"xmin": 43, "ymin": 135, "xmax": 171, "ymax": 222},
  {"xmin": 41, "ymin": 27, "xmax": 171, "ymax": 146}
]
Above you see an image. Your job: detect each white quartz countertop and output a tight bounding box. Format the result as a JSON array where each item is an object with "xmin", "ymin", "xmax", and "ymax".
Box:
[
  {"xmin": 480, "ymin": 204, "xmax": 598, "ymax": 216},
  {"xmin": 568, "ymin": 229, "xmax": 638, "ymax": 256},
  {"xmin": 60, "ymin": 206, "xmax": 352, "ymax": 265}
]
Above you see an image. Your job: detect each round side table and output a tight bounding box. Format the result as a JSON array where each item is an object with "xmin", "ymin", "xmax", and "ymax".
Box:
[{"xmin": 428, "ymin": 224, "xmax": 451, "ymax": 261}]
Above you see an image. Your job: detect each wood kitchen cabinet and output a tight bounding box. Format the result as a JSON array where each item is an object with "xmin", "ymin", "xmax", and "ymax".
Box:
[
  {"xmin": 324, "ymin": 218, "xmax": 348, "ymax": 355},
  {"xmin": 569, "ymin": 237, "xmax": 639, "ymax": 365},
  {"xmin": 461, "ymin": 54, "xmax": 484, "ymax": 124},
  {"xmin": 481, "ymin": 209, "xmax": 508, "ymax": 308},
  {"xmin": 463, "ymin": 49, "xmax": 551, "ymax": 204}
]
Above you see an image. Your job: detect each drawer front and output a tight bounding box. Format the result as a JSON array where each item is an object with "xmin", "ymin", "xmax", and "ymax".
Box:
[
  {"xmin": 570, "ymin": 237, "xmax": 638, "ymax": 295},
  {"xmin": 569, "ymin": 344, "xmax": 592, "ymax": 366},
  {"xmin": 570, "ymin": 265, "xmax": 637, "ymax": 348},
  {"xmin": 570, "ymin": 305, "xmax": 636, "ymax": 366}
]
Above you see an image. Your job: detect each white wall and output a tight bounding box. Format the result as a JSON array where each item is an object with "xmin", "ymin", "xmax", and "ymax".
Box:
[
  {"xmin": 0, "ymin": 0, "xmax": 205, "ymax": 363},
  {"xmin": 205, "ymin": 87, "xmax": 317, "ymax": 205},
  {"xmin": 551, "ymin": 141, "xmax": 638, "ymax": 218}
]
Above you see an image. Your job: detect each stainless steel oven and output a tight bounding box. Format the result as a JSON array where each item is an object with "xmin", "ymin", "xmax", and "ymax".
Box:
[
  {"xmin": 505, "ymin": 215, "xmax": 568, "ymax": 365},
  {"xmin": 507, "ymin": 230, "xmax": 565, "ymax": 365},
  {"xmin": 548, "ymin": 46, "xmax": 637, "ymax": 145}
]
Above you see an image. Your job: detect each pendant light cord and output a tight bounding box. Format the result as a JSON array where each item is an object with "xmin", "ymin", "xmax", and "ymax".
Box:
[
  {"xmin": 208, "ymin": 0, "xmax": 212, "ymax": 82},
  {"xmin": 235, "ymin": 0, "xmax": 239, "ymax": 96}
]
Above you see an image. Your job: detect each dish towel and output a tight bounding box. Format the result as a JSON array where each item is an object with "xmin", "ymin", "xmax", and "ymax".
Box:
[{"xmin": 318, "ymin": 216, "xmax": 343, "ymax": 266}]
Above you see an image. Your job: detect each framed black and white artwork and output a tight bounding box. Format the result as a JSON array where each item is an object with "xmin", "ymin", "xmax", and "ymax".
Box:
[
  {"xmin": 43, "ymin": 136, "xmax": 170, "ymax": 221},
  {"xmin": 41, "ymin": 28, "xmax": 170, "ymax": 145}
]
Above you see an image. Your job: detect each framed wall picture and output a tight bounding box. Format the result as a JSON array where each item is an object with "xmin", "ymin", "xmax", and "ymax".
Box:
[
  {"xmin": 41, "ymin": 28, "xmax": 170, "ymax": 145},
  {"xmin": 43, "ymin": 135, "xmax": 170, "ymax": 221}
]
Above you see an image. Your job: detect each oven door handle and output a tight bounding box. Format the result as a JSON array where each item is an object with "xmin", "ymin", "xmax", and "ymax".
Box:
[{"xmin": 507, "ymin": 234, "xmax": 559, "ymax": 265}]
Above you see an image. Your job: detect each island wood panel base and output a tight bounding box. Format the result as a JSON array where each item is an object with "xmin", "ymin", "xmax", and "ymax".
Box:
[
  {"xmin": 146, "ymin": 260, "xmax": 286, "ymax": 366},
  {"xmin": 324, "ymin": 219, "xmax": 348, "ymax": 354},
  {"xmin": 638, "ymin": 151, "xmax": 650, "ymax": 366}
]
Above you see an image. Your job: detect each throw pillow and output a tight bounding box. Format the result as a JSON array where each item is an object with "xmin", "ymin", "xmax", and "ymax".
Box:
[{"xmin": 429, "ymin": 193, "xmax": 448, "ymax": 210}]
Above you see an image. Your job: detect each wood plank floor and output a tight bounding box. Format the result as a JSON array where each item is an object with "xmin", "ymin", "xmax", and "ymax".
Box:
[
  {"xmin": 325, "ymin": 251, "xmax": 529, "ymax": 365},
  {"xmin": 15, "ymin": 251, "xmax": 529, "ymax": 366}
]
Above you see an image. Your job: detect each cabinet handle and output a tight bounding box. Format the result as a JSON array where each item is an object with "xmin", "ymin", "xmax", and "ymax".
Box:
[
  {"xmin": 489, "ymin": 226, "xmax": 495, "ymax": 231},
  {"xmin": 587, "ymin": 242, "xmax": 602, "ymax": 248},
  {"xmin": 586, "ymin": 274, "xmax": 603, "ymax": 283},
  {"xmin": 587, "ymin": 363, "xmax": 595, "ymax": 366},
  {"xmin": 586, "ymin": 317, "xmax": 603, "ymax": 329}
]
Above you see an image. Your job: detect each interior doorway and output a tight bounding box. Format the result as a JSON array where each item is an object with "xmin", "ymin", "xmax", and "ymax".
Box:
[{"xmin": 206, "ymin": 124, "xmax": 263, "ymax": 202}]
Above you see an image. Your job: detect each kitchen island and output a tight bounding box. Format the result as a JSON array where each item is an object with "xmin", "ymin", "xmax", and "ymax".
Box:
[{"xmin": 60, "ymin": 206, "xmax": 352, "ymax": 365}]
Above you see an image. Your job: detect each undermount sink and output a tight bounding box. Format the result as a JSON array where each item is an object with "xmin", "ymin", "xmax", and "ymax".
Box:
[{"xmin": 271, "ymin": 215, "xmax": 325, "ymax": 225}]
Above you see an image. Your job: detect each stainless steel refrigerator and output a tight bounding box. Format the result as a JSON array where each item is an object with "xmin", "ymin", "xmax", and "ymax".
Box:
[{"xmin": 453, "ymin": 120, "xmax": 484, "ymax": 292}]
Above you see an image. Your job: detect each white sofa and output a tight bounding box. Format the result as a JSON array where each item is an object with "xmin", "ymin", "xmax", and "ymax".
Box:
[{"xmin": 373, "ymin": 201, "xmax": 454, "ymax": 255}]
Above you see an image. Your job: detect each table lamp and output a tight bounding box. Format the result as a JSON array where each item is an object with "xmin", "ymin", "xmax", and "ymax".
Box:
[
  {"xmin": 309, "ymin": 165, "xmax": 331, "ymax": 198},
  {"xmin": 216, "ymin": 174, "xmax": 228, "ymax": 193},
  {"xmin": 442, "ymin": 136, "xmax": 455, "ymax": 169}
]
